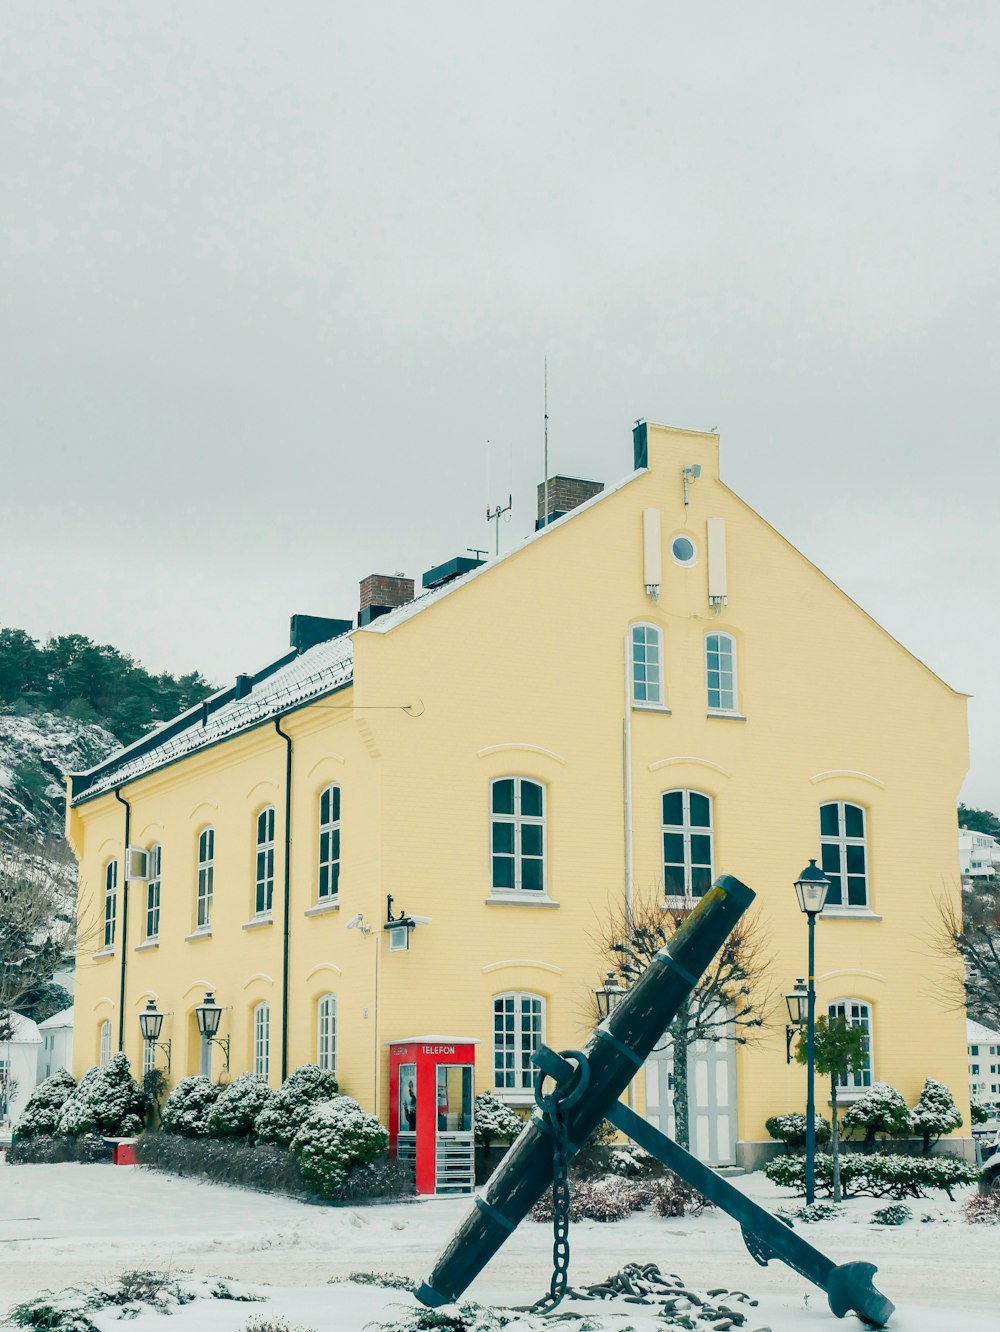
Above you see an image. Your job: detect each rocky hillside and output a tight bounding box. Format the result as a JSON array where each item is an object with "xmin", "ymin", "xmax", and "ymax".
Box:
[{"xmin": 0, "ymin": 712, "xmax": 120, "ymax": 841}]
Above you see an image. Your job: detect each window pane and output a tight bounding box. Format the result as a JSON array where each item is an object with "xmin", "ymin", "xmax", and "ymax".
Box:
[
  {"xmin": 845, "ymin": 843, "xmax": 866, "ymax": 874},
  {"xmin": 820, "ymin": 842, "xmax": 841, "ymax": 875},
  {"xmin": 691, "ymin": 866, "xmax": 711, "ymax": 897},
  {"xmin": 662, "ymin": 791, "xmax": 684, "ymax": 826},
  {"xmin": 319, "ymin": 864, "xmax": 329, "ymax": 896},
  {"xmin": 521, "ymin": 781, "xmax": 543, "ymax": 817},
  {"xmin": 330, "ymin": 786, "xmax": 341, "ymax": 820},
  {"xmin": 521, "ymin": 858, "xmax": 543, "ymax": 892},
  {"xmin": 690, "ymin": 834, "xmax": 711, "ymax": 866},
  {"xmin": 664, "ymin": 865, "xmax": 685, "ymax": 896},
  {"xmin": 819, "ymin": 804, "xmax": 839, "ymax": 837},
  {"xmin": 663, "ymin": 832, "xmax": 685, "ymax": 864},
  {"xmin": 492, "ymin": 780, "xmax": 515, "ymax": 814},
  {"xmin": 320, "ymin": 787, "xmax": 330, "ymax": 824},
  {"xmin": 825, "ymin": 873, "xmax": 843, "ymax": 906},
  {"xmin": 492, "ymin": 822, "xmax": 514, "ymax": 854},
  {"xmin": 844, "ymin": 804, "xmax": 864, "ymax": 839},
  {"xmin": 634, "ymin": 678, "xmax": 648, "ymax": 703},
  {"xmin": 689, "ymin": 793, "xmax": 711, "ymax": 827},
  {"xmin": 330, "ymin": 828, "xmax": 340, "ymax": 859},
  {"xmin": 492, "ymin": 856, "xmax": 515, "ymax": 889},
  {"xmin": 847, "ymin": 876, "xmax": 867, "ymax": 906},
  {"xmin": 521, "ymin": 824, "xmax": 543, "ymax": 858}
]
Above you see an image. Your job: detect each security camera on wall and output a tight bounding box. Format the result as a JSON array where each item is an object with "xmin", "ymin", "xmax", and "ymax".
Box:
[
  {"xmin": 345, "ymin": 912, "xmax": 364, "ymax": 930},
  {"xmin": 409, "ymin": 915, "xmax": 432, "ymax": 927}
]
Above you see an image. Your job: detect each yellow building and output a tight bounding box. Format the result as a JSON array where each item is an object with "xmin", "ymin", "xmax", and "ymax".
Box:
[{"xmin": 66, "ymin": 422, "xmax": 970, "ymax": 1169}]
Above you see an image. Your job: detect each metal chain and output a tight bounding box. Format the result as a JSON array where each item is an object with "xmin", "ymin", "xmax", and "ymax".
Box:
[{"xmin": 534, "ymin": 1092, "xmax": 573, "ymax": 1314}]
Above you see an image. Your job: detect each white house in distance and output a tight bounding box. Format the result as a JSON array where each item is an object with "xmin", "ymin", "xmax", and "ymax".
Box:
[
  {"xmin": 959, "ymin": 828, "xmax": 1000, "ymax": 882},
  {"xmin": 967, "ymin": 1017, "xmax": 1000, "ymax": 1112},
  {"xmin": 1, "ymin": 1012, "xmax": 41, "ymax": 1129},
  {"xmin": 37, "ymin": 1007, "xmax": 74, "ymax": 1082}
]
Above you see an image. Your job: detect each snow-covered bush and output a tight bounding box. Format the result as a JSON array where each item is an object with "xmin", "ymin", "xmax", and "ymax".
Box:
[
  {"xmin": 765, "ymin": 1113, "xmax": 832, "ymax": 1150},
  {"xmin": 971, "ymin": 1102, "xmax": 990, "ymax": 1125},
  {"xmin": 8, "ymin": 1270, "xmax": 263, "ymax": 1332},
  {"xmin": 909, "ymin": 1078, "xmax": 962, "ymax": 1155},
  {"xmin": 206, "ymin": 1073, "xmax": 274, "ymax": 1139},
  {"xmin": 871, "ymin": 1203, "xmax": 912, "ymax": 1225},
  {"xmin": 290, "ymin": 1095, "xmax": 389, "ymax": 1199},
  {"xmin": 765, "ymin": 1151, "xmax": 979, "ymax": 1200},
  {"xmin": 56, "ymin": 1055, "xmax": 145, "ymax": 1137},
  {"xmin": 531, "ymin": 1173, "xmax": 710, "ymax": 1222},
  {"xmin": 135, "ymin": 1133, "xmax": 306, "ymax": 1196},
  {"xmin": 7, "ymin": 1134, "xmax": 112, "ymax": 1165},
  {"xmin": 14, "ymin": 1068, "xmax": 76, "ymax": 1140},
  {"xmin": 473, "ymin": 1092, "xmax": 523, "ymax": 1152},
  {"xmin": 160, "ymin": 1076, "xmax": 223, "ymax": 1137},
  {"xmin": 254, "ymin": 1064, "xmax": 339, "ymax": 1147},
  {"xmin": 776, "ymin": 1202, "xmax": 842, "ymax": 1223},
  {"xmin": 842, "ymin": 1082, "xmax": 912, "ymax": 1148},
  {"xmin": 964, "ymin": 1191, "xmax": 1000, "ymax": 1224}
]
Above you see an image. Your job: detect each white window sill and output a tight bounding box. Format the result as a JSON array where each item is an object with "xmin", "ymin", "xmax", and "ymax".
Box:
[
  {"xmin": 485, "ymin": 893, "xmax": 559, "ymax": 908},
  {"xmin": 493, "ymin": 1089, "xmax": 535, "ymax": 1106},
  {"xmin": 706, "ymin": 710, "xmax": 746, "ymax": 721},
  {"xmin": 304, "ymin": 898, "xmax": 340, "ymax": 917},
  {"xmin": 664, "ymin": 896, "xmax": 704, "ymax": 912},
  {"xmin": 243, "ymin": 913, "xmax": 273, "ymax": 931},
  {"xmin": 820, "ymin": 907, "xmax": 882, "ymax": 921},
  {"xmin": 92, "ymin": 946, "xmax": 115, "ymax": 960},
  {"xmin": 829, "ymin": 1086, "xmax": 872, "ymax": 1104},
  {"xmin": 134, "ymin": 940, "xmax": 159, "ymax": 952},
  {"xmin": 185, "ymin": 926, "xmax": 213, "ymax": 942},
  {"xmin": 632, "ymin": 703, "xmax": 672, "ymax": 714}
]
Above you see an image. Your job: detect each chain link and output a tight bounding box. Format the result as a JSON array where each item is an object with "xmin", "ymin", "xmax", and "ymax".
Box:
[{"xmin": 531, "ymin": 1092, "xmax": 573, "ymax": 1314}]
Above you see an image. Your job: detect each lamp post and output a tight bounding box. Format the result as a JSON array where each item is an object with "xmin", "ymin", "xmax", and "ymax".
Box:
[
  {"xmin": 793, "ymin": 859, "xmax": 830, "ymax": 1205},
  {"xmin": 595, "ymin": 972, "xmax": 627, "ymax": 1018},
  {"xmin": 138, "ymin": 999, "xmax": 171, "ymax": 1074},
  {"xmin": 194, "ymin": 990, "xmax": 230, "ymax": 1075}
]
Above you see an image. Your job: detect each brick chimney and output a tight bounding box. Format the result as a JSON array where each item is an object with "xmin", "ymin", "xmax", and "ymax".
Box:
[
  {"xmin": 536, "ymin": 475, "xmax": 604, "ymax": 529},
  {"xmin": 359, "ymin": 573, "xmax": 415, "ymax": 626}
]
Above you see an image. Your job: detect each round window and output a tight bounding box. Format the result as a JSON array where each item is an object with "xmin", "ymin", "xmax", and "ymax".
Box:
[{"xmin": 671, "ymin": 535, "xmax": 697, "ymax": 566}]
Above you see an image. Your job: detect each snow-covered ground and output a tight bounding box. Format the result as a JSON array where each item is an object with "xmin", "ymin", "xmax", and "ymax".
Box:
[{"xmin": 0, "ymin": 1160, "xmax": 997, "ymax": 1331}]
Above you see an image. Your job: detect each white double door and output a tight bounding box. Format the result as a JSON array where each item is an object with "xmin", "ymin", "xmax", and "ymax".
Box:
[{"xmin": 643, "ymin": 1032, "xmax": 737, "ymax": 1167}]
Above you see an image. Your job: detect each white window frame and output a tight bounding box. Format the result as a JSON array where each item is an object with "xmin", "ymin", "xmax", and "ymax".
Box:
[
  {"xmin": 253, "ymin": 1001, "xmax": 270, "ymax": 1079},
  {"xmin": 705, "ymin": 631, "xmax": 738, "ymax": 713},
  {"xmin": 317, "ymin": 993, "xmax": 337, "ymax": 1075},
  {"xmin": 146, "ymin": 844, "xmax": 161, "ymax": 939},
  {"xmin": 493, "ymin": 992, "xmax": 545, "ymax": 1097},
  {"xmin": 819, "ymin": 802, "xmax": 869, "ymax": 909},
  {"xmin": 661, "ymin": 789, "xmax": 714, "ymax": 906},
  {"xmin": 828, "ymin": 998, "xmax": 873, "ymax": 1091},
  {"xmin": 197, "ymin": 827, "xmax": 214, "ymax": 928},
  {"xmin": 255, "ymin": 806, "xmax": 275, "ymax": 915},
  {"xmin": 629, "ymin": 623, "xmax": 665, "ymax": 708},
  {"xmin": 318, "ymin": 784, "xmax": 341, "ymax": 901},
  {"xmin": 490, "ymin": 777, "xmax": 546, "ymax": 894},
  {"xmin": 103, "ymin": 859, "xmax": 118, "ymax": 948},
  {"xmin": 99, "ymin": 1019, "xmax": 112, "ymax": 1068}
]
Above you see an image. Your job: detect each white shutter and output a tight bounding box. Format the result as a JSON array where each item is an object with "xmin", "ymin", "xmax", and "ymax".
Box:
[
  {"xmin": 642, "ymin": 509, "xmax": 662, "ymax": 597},
  {"xmin": 707, "ymin": 518, "xmax": 727, "ymax": 606}
]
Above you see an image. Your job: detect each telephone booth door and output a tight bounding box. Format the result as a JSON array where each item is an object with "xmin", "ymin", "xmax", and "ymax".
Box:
[{"xmin": 387, "ymin": 1037, "xmax": 477, "ymax": 1195}]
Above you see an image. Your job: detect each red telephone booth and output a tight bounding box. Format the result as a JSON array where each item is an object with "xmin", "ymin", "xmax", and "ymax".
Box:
[{"xmin": 387, "ymin": 1036, "xmax": 478, "ymax": 1195}]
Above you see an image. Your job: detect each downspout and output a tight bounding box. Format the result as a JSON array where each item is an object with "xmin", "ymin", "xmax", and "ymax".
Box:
[
  {"xmin": 114, "ymin": 788, "xmax": 131, "ymax": 1053},
  {"xmin": 622, "ymin": 637, "xmax": 636, "ymax": 1110},
  {"xmin": 274, "ymin": 717, "xmax": 293, "ymax": 1081}
]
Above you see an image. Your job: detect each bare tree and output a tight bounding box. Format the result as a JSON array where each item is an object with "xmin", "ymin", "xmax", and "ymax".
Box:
[
  {"xmin": 592, "ymin": 886, "xmax": 775, "ymax": 1151},
  {"xmin": 936, "ymin": 880, "xmax": 1000, "ymax": 1030},
  {"xmin": 0, "ymin": 835, "xmax": 78, "ymax": 1020}
]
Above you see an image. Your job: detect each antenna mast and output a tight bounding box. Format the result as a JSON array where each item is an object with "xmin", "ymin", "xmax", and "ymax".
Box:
[
  {"xmin": 485, "ymin": 438, "xmax": 512, "ymax": 557},
  {"xmin": 543, "ymin": 356, "xmax": 549, "ymax": 529}
]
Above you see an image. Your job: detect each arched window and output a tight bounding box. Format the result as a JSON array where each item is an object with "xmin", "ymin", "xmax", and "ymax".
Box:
[
  {"xmin": 705, "ymin": 632, "xmax": 738, "ymax": 713},
  {"xmin": 662, "ymin": 790, "xmax": 714, "ymax": 903},
  {"xmin": 493, "ymin": 993, "xmax": 545, "ymax": 1094},
  {"xmin": 630, "ymin": 623, "xmax": 664, "ymax": 707},
  {"xmin": 819, "ymin": 802, "xmax": 868, "ymax": 908},
  {"xmin": 828, "ymin": 999, "xmax": 873, "ymax": 1089},
  {"xmin": 255, "ymin": 807, "xmax": 275, "ymax": 915},
  {"xmin": 146, "ymin": 845, "xmax": 161, "ymax": 940},
  {"xmin": 318, "ymin": 785, "xmax": 341, "ymax": 901},
  {"xmin": 103, "ymin": 859, "xmax": 118, "ymax": 948},
  {"xmin": 99, "ymin": 1019, "xmax": 112, "ymax": 1068},
  {"xmin": 490, "ymin": 778, "xmax": 545, "ymax": 893},
  {"xmin": 196, "ymin": 827, "xmax": 214, "ymax": 928},
  {"xmin": 317, "ymin": 993, "xmax": 337, "ymax": 1075},
  {"xmin": 253, "ymin": 1002, "xmax": 270, "ymax": 1079}
]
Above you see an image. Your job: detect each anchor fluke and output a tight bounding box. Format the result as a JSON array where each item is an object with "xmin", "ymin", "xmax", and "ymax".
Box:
[{"xmin": 827, "ymin": 1261, "xmax": 895, "ymax": 1328}]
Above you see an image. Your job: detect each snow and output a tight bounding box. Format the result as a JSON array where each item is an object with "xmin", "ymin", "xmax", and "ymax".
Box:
[{"xmin": 0, "ymin": 1161, "xmax": 997, "ymax": 1331}]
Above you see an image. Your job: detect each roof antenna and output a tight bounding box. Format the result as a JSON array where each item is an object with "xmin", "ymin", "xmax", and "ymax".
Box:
[
  {"xmin": 485, "ymin": 438, "xmax": 512, "ymax": 557},
  {"xmin": 542, "ymin": 356, "xmax": 550, "ymax": 528}
]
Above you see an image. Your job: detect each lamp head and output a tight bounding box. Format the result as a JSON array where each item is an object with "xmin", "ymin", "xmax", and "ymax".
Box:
[
  {"xmin": 195, "ymin": 990, "xmax": 222, "ymax": 1038},
  {"xmin": 139, "ymin": 998, "xmax": 163, "ymax": 1042},
  {"xmin": 785, "ymin": 977, "xmax": 809, "ymax": 1027},
  {"xmin": 794, "ymin": 859, "xmax": 830, "ymax": 915}
]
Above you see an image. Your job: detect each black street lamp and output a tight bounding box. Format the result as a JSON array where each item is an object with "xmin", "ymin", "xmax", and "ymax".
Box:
[
  {"xmin": 595, "ymin": 972, "xmax": 627, "ymax": 1018},
  {"xmin": 194, "ymin": 991, "xmax": 230, "ymax": 1073},
  {"xmin": 793, "ymin": 860, "xmax": 829, "ymax": 1205},
  {"xmin": 784, "ymin": 978, "xmax": 808, "ymax": 1063},
  {"xmin": 138, "ymin": 999, "xmax": 171, "ymax": 1074}
]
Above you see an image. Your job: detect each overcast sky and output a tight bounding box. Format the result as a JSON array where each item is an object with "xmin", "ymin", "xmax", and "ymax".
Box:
[{"xmin": 1, "ymin": 2, "xmax": 997, "ymax": 805}]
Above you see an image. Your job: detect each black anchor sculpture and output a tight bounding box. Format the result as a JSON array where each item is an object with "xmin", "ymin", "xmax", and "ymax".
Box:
[{"xmin": 417, "ymin": 874, "xmax": 894, "ymax": 1328}]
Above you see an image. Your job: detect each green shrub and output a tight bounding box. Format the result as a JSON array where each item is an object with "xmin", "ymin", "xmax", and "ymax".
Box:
[
  {"xmin": 842, "ymin": 1082, "xmax": 911, "ymax": 1148},
  {"xmin": 764, "ymin": 1152, "xmax": 979, "ymax": 1200},
  {"xmin": 472, "ymin": 1092, "xmax": 523, "ymax": 1152},
  {"xmin": 15, "ymin": 1069, "xmax": 76, "ymax": 1140},
  {"xmin": 160, "ymin": 1076, "xmax": 222, "ymax": 1136},
  {"xmin": 7, "ymin": 1134, "xmax": 112, "ymax": 1165},
  {"xmin": 254, "ymin": 1065, "xmax": 339, "ymax": 1147},
  {"xmin": 290, "ymin": 1096, "xmax": 388, "ymax": 1200},
  {"xmin": 135, "ymin": 1133, "xmax": 306, "ymax": 1195},
  {"xmin": 765, "ymin": 1113, "xmax": 832, "ymax": 1150},
  {"xmin": 871, "ymin": 1203, "xmax": 912, "ymax": 1225},
  {"xmin": 909, "ymin": 1079, "xmax": 962, "ymax": 1155},
  {"xmin": 55, "ymin": 1056, "xmax": 145, "ymax": 1137},
  {"xmin": 206, "ymin": 1073, "xmax": 273, "ymax": 1139},
  {"xmin": 776, "ymin": 1202, "xmax": 842, "ymax": 1223},
  {"xmin": 971, "ymin": 1102, "xmax": 990, "ymax": 1125}
]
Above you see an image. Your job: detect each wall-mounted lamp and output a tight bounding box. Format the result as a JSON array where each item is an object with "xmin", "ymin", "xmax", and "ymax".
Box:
[
  {"xmin": 784, "ymin": 978, "xmax": 808, "ymax": 1063},
  {"xmin": 384, "ymin": 894, "xmax": 432, "ymax": 952},
  {"xmin": 194, "ymin": 991, "xmax": 230, "ymax": 1072},
  {"xmin": 595, "ymin": 972, "xmax": 628, "ymax": 1019},
  {"xmin": 138, "ymin": 999, "xmax": 172, "ymax": 1074}
]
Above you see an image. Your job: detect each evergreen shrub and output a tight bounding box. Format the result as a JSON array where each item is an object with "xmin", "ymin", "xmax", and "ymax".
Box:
[
  {"xmin": 842, "ymin": 1082, "xmax": 912, "ymax": 1148},
  {"xmin": 765, "ymin": 1113, "xmax": 832, "ymax": 1150},
  {"xmin": 290, "ymin": 1096, "xmax": 388, "ymax": 1200},
  {"xmin": 871, "ymin": 1203, "xmax": 912, "ymax": 1225},
  {"xmin": 765, "ymin": 1152, "xmax": 979, "ymax": 1200},
  {"xmin": 14, "ymin": 1069, "xmax": 76, "ymax": 1140},
  {"xmin": 909, "ymin": 1079, "xmax": 962, "ymax": 1155},
  {"xmin": 254, "ymin": 1065, "xmax": 339, "ymax": 1147},
  {"xmin": 472, "ymin": 1092, "xmax": 522, "ymax": 1152},
  {"xmin": 160, "ymin": 1076, "xmax": 223, "ymax": 1137},
  {"xmin": 55, "ymin": 1055, "xmax": 145, "ymax": 1137},
  {"xmin": 206, "ymin": 1073, "xmax": 274, "ymax": 1140},
  {"xmin": 6, "ymin": 1134, "xmax": 112, "ymax": 1165}
]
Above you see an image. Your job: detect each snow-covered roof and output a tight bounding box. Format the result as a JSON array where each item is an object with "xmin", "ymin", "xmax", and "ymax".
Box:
[
  {"xmin": 3, "ymin": 1012, "xmax": 41, "ymax": 1044},
  {"xmin": 69, "ymin": 467, "xmax": 644, "ymax": 805},
  {"xmin": 967, "ymin": 1018, "xmax": 1000, "ymax": 1045},
  {"xmin": 38, "ymin": 1007, "xmax": 74, "ymax": 1030}
]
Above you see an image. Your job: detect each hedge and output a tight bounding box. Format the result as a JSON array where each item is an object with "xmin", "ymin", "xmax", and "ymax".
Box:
[{"xmin": 764, "ymin": 1152, "xmax": 979, "ymax": 1200}]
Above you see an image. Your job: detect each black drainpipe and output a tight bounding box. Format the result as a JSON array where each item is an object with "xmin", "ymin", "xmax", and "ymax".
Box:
[
  {"xmin": 114, "ymin": 787, "xmax": 131, "ymax": 1053},
  {"xmin": 274, "ymin": 717, "xmax": 293, "ymax": 1081}
]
